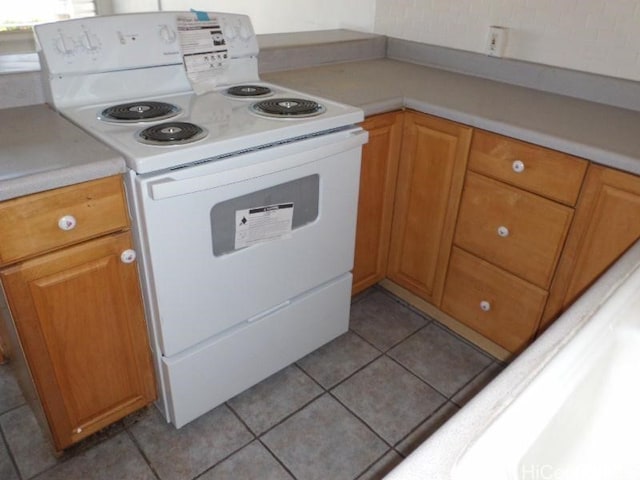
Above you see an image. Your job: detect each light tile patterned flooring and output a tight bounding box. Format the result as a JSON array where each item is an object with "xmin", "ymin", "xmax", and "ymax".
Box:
[{"xmin": 0, "ymin": 287, "xmax": 504, "ymax": 480}]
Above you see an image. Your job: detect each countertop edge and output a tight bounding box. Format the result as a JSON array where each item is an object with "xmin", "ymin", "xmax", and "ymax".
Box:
[
  {"xmin": 405, "ymin": 99, "xmax": 640, "ymax": 176},
  {"xmin": 0, "ymin": 157, "xmax": 127, "ymax": 202}
]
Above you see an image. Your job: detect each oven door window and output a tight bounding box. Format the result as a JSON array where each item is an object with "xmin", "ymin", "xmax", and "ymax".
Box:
[{"xmin": 210, "ymin": 174, "xmax": 319, "ymax": 256}]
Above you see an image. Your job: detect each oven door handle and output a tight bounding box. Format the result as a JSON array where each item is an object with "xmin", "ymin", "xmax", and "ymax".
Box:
[{"xmin": 147, "ymin": 129, "xmax": 368, "ymax": 200}]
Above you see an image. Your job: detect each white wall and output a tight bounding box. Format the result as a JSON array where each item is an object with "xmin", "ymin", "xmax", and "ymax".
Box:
[
  {"xmin": 374, "ymin": 0, "xmax": 640, "ymax": 82},
  {"xmin": 158, "ymin": 0, "xmax": 377, "ymax": 34},
  {"xmin": 110, "ymin": 0, "xmax": 159, "ymax": 14}
]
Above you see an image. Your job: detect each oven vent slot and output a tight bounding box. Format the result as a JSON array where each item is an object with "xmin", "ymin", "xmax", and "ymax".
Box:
[
  {"xmin": 167, "ymin": 164, "xmax": 191, "ymax": 171},
  {"xmin": 166, "ymin": 126, "xmax": 351, "ymax": 172}
]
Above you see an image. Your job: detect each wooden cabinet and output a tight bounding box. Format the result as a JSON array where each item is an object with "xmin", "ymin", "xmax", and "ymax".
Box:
[
  {"xmin": 352, "ymin": 111, "xmax": 403, "ymax": 295},
  {"xmin": 355, "ymin": 111, "xmax": 638, "ymax": 358},
  {"xmin": 0, "ymin": 177, "xmax": 156, "ymax": 450},
  {"xmin": 387, "ymin": 111, "xmax": 472, "ymax": 305},
  {"xmin": 542, "ymin": 164, "xmax": 640, "ymax": 329},
  {"xmin": 442, "ymin": 130, "xmax": 587, "ymax": 353}
]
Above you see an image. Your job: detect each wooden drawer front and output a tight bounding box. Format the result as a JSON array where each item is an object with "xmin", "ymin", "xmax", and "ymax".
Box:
[
  {"xmin": 442, "ymin": 247, "xmax": 547, "ymax": 353},
  {"xmin": 0, "ymin": 176, "xmax": 128, "ymax": 266},
  {"xmin": 469, "ymin": 130, "xmax": 588, "ymax": 206},
  {"xmin": 455, "ymin": 172, "xmax": 573, "ymax": 289}
]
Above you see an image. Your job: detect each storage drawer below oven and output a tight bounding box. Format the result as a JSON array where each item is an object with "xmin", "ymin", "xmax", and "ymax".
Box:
[{"xmin": 160, "ymin": 273, "xmax": 352, "ymax": 428}]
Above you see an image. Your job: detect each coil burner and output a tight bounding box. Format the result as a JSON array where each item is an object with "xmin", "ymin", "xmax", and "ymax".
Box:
[
  {"xmin": 100, "ymin": 101, "xmax": 181, "ymax": 123},
  {"xmin": 226, "ymin": 85, "xmax": 272, "ymax": 98},
  {"xmin": 250, "ymin": 98, "xmax": 326, "ymax": 118},
  {"xmin": 136, "ymin": 122, "xmax": 208, "ymax": 146}
]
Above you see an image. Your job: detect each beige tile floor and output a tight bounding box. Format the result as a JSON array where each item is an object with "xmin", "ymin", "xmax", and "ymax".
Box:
[{"xmin": 0, "ymin": 287, "xmax": 503, "ymax": 480}]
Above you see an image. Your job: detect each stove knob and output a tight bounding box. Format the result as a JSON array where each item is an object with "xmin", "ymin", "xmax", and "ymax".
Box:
[
  {"xmin": 79, "ymin": 31, "xmax": 100, "ymax": 53},
  {"xmin": 224, "ymin": 23, "xmax": 238, "ymax": 41},
  {"xmin": 238, "ymin": 23, "xmax": 252, "ymax": 41},
  {"xmin": 158, "ymin": 24, "xmax": 177, "ymax": 44},
  {"xmin": 54, "ymin": 34, "xmax": 75, "ymax": 56}
]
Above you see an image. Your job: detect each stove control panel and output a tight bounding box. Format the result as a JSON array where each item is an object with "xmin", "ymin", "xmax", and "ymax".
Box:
[{"xmin": 34, "ymin": 12, "xmax": 258, "ymax": 76}]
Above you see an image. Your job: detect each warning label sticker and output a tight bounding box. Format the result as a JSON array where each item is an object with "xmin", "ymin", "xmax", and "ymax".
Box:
[
  {"xmin": 177, "ymin": 13, "xmax": 229, "ymax": 90},
  {"xmin": 235, "ymin": 203, "xmax": 294, "ymax": 249}
]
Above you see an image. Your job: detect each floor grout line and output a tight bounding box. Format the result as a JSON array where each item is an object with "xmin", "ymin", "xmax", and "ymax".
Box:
[
  {"xmin": 256, "ymin": 437, "xmax": 298, "ymax": 480},
  {"xmin": 0, "ymin": 421, "xmax": 22, "ymax": 480},
  {"xmin": 124, "ymin": 428, "xmax": 162, "ymax": 480}
]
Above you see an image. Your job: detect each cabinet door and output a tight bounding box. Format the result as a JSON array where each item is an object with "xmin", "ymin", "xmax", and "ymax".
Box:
[
  {"xmin": 1, "ymin": 232, "xmax": 156, "ymax": 449},
  {"xmin": 387, "ymin": 111, "xmax": 472, "ymax": 305},
  {"xmin": 352, "ymin": 111, "xmax": 403, "ymax": 295},
  {"xmin": 542, "ymin": 164, "xmax": 640, "ymax": 328}
]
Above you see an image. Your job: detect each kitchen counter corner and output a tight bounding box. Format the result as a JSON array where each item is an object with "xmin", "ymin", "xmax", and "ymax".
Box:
[{"xmin": 263, "ymin": 59, "xmax": 640, "ymax": 176}]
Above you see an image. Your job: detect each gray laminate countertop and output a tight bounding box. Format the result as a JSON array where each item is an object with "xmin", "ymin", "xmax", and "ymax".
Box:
[
  {"xmin": 3, "ymin": 57, "xmax": 640, "ymax": 202},
  {"xmin": 264, "ymin": 58, "xmax": 640, "ymax": 175},
  {"xmin": 0, "ymin": 104, "xmax": 125, "ymax": 201}
]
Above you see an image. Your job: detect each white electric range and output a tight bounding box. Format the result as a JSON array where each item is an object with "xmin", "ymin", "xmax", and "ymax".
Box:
[{"xmin": 35, "ymin": 11, "xmax": 367, "ymax": 427}]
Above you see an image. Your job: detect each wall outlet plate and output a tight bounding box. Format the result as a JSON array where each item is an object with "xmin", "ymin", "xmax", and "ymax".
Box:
[{"xmin": 486, "ymin": 26, "xmax": 508, "ymax": 57}]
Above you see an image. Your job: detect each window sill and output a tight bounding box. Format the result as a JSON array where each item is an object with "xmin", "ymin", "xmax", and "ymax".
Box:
[{"xmin": 0, "ymin": 53, "xmax": 40, "ymax": 73}]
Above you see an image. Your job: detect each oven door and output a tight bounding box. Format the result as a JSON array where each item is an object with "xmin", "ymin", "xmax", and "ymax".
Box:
[{"xmin": 128, "ymin": 127, "xmax": 366, "ymax": 357}]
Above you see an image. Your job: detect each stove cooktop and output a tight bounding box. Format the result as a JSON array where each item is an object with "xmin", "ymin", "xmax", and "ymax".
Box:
[
  {"xmin": 60, "ymin": 83, "xmax": 363, "ymax": 174},
  {"xmin": 35, "ymin": 12, "xmax": 364, "ymax": 175}
]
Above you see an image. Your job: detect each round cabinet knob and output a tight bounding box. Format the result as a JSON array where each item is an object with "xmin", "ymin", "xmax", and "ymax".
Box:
[
  {"xmin": 512, "ymin": 160, "xmax": 525, "ymax": 173},
  {"xmin": 120, "ymin": 249, "xmax": 137, "ymax": 264},
  {"xmin": 497, "ymin": 226, "xmax": 510, "ymax": 238},
  {"xmin": 73, "ymin": 427, "xmax": 83, "ymax": 434},
  {"xmin": 480, "ymin": 300, "xmax": 491, "ymax": 312},
  {"xmin": 58, "ymin": 215, "xmax": 77, "ymax": 231}
]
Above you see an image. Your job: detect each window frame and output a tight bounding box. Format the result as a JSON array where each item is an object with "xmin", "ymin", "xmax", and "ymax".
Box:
[{"xmin": 0, "ymin": 0, "xmax": 113, "ymax": 55}]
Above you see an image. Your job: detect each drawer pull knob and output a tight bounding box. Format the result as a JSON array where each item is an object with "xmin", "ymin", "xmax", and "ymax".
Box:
[
  {"xmin": 120, "ymin": 249, "xmax": 137, "ymax": 264},
  {"xmin": 73, "ymin": 427, "xmax": 83, "ymax": 434},
  {"xmin": 497, "ymin": 226, "xmax": 510, "ymax": 237},
  {"xmin": 512, "ymin": 160, "xmax": 525, "ymax": 173},
  {"xmin": 57, "ymin": 215, "xmax": 77, "ymax": 231},
  {"xmin": 480, "ymin": 300, "xmax": 491, "ymax": 312}
]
